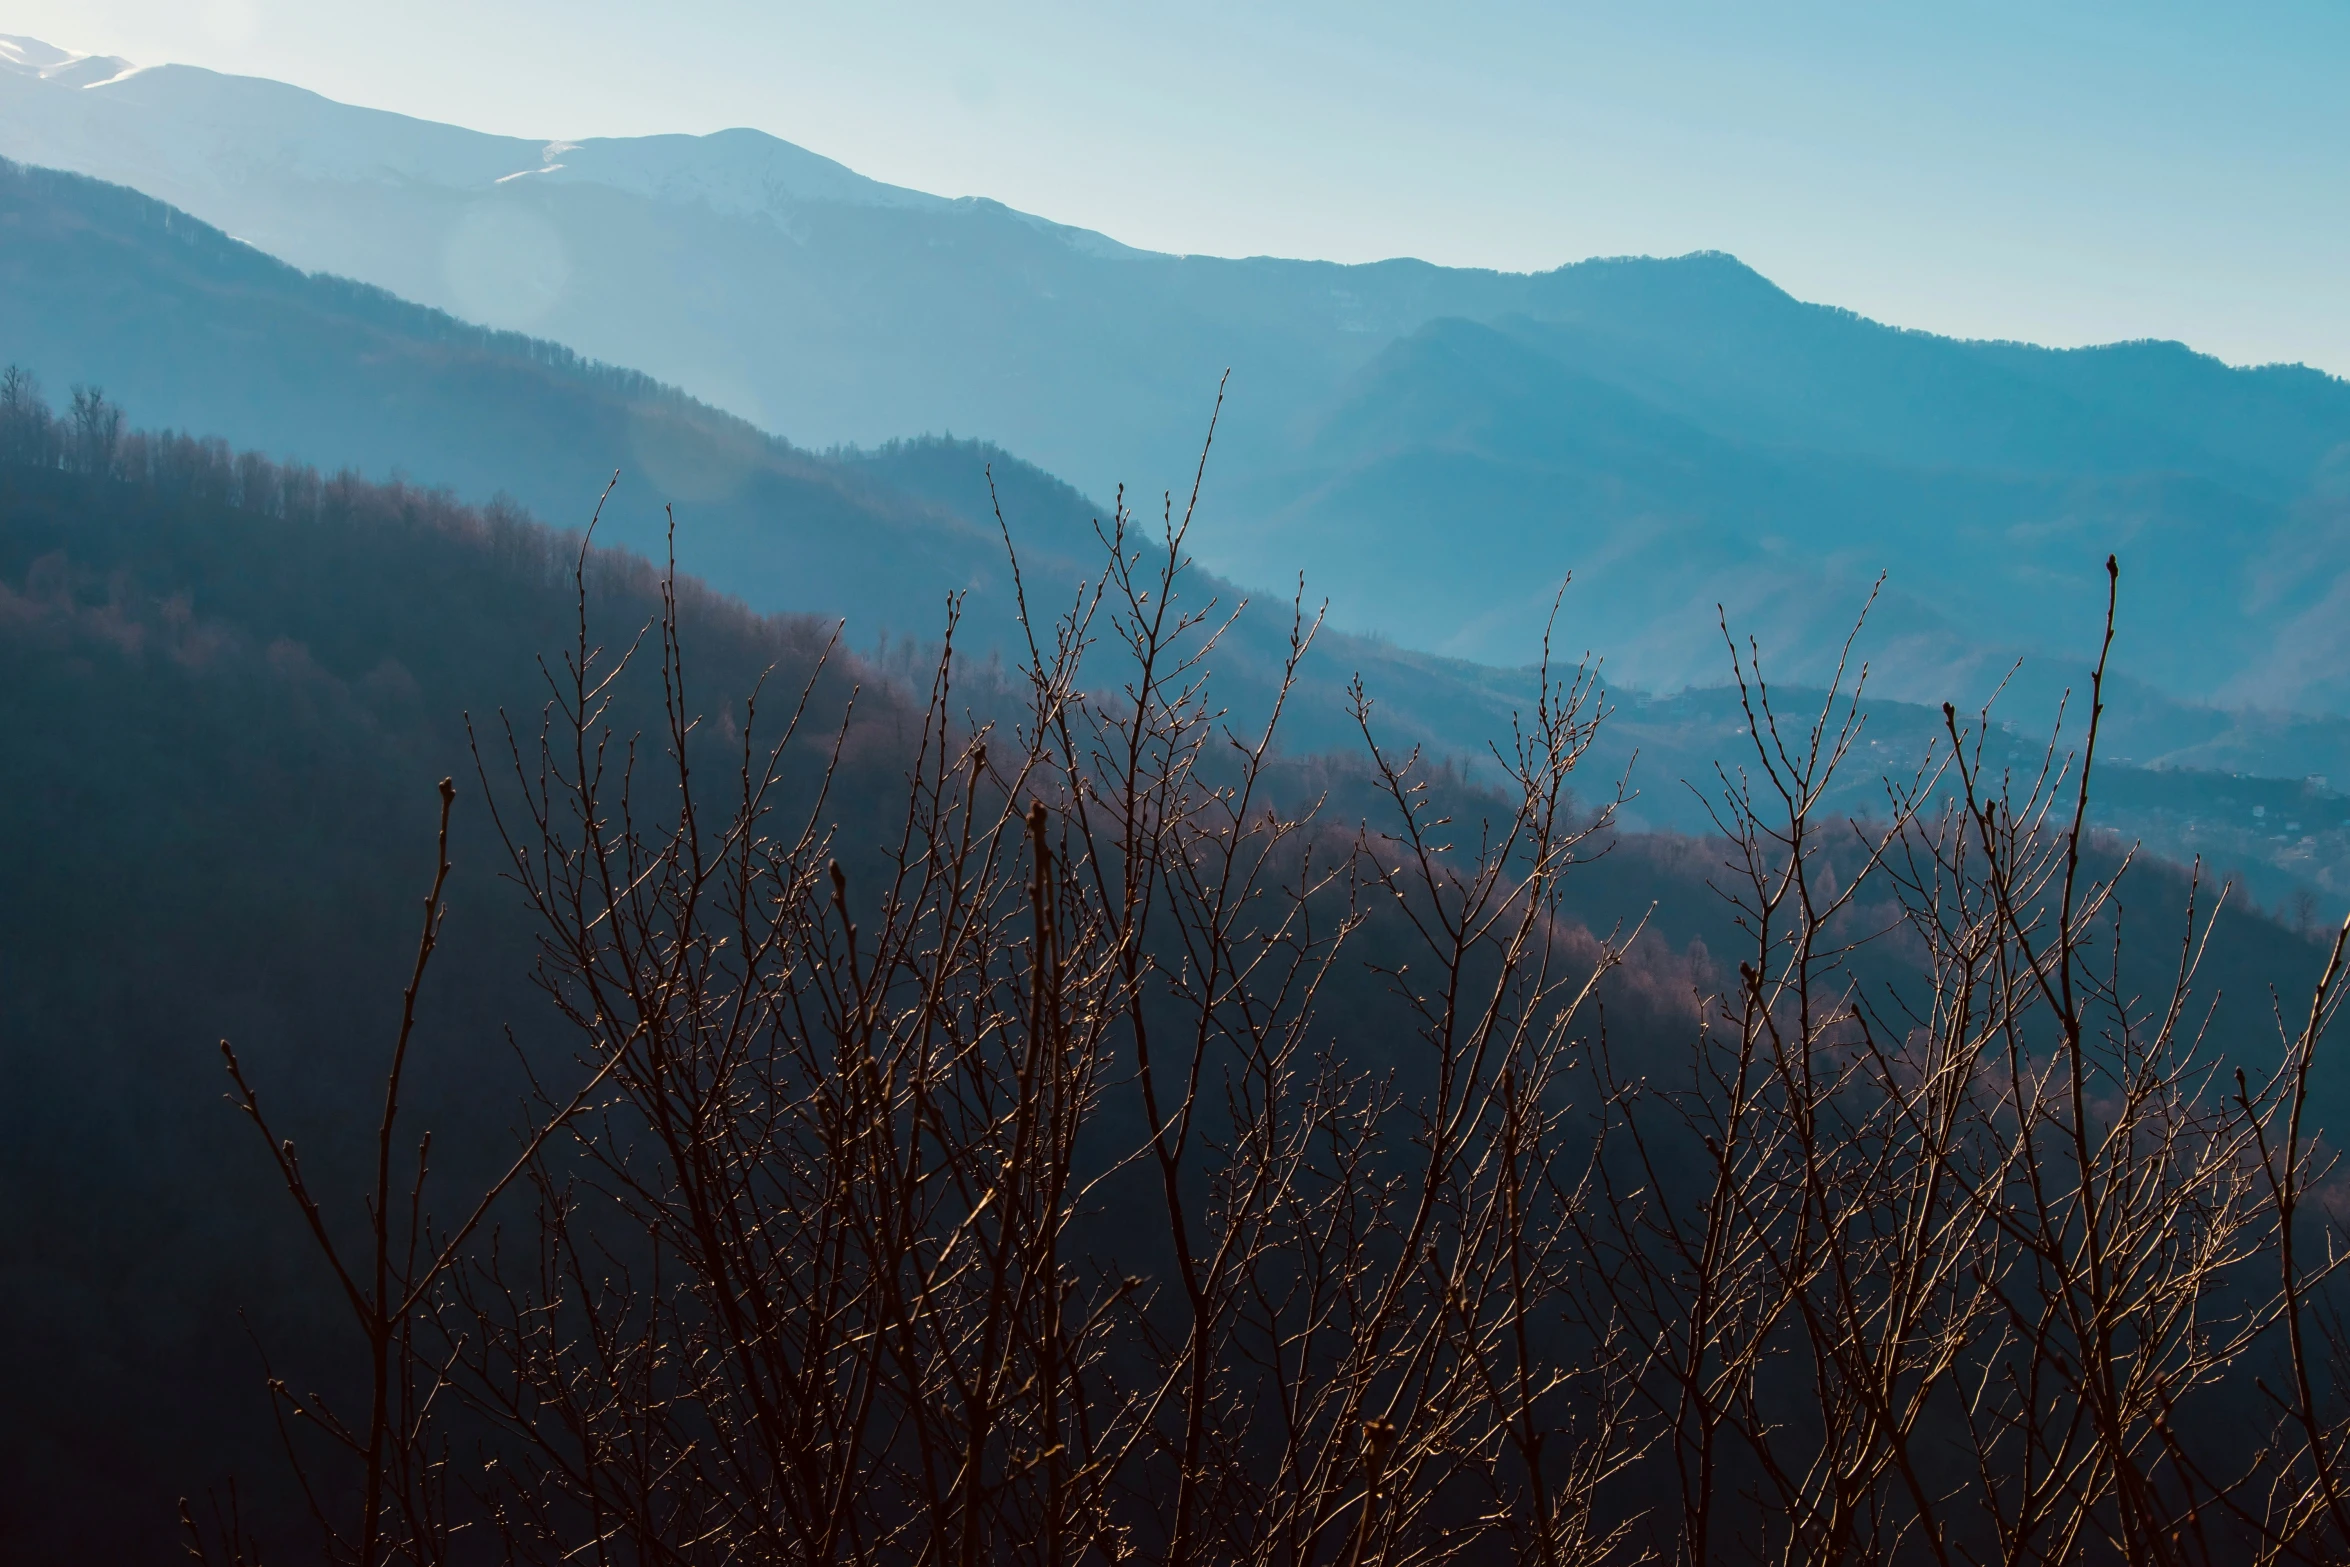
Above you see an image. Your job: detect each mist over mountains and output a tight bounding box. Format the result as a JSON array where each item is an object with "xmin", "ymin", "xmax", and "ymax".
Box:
[
  {"xmin": 0, "ymin": 156, "xmax": 1581, "ymax": 776},
  {"xmin": 9, "ymin": 31, "xmax": 2350, "ymax": 889},
  {"xmin": 8, "ymin": 32, "xmax": 2350, "ymax": 706},
  {"xmin": 11, "ymin": 150, "xmax": 2350, "ymax": 921}
]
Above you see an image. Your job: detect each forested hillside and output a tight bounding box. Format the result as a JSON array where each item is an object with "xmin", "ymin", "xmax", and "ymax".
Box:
[
  {"xmin": 0, "ymin": 406, "xmax": 1697, "ymax": 1557},
  {"xmin": 2, "ymin": 388, "xmax": 2343, "ymax": 1560},
  {"xmin": 0, "ymin": 433, "xmax": 891, "ymax": 1556}
]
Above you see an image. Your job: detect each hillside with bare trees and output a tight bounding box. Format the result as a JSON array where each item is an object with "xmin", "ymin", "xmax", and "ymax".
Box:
[{"xmin": 6, "ymin": 391, "xmax": 2350, "ymax": 1563}]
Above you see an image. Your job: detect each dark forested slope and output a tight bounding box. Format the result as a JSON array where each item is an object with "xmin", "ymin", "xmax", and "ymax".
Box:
[
  {"xmin": 0, "ymin": 402, "xmax": 2339, "ymax": 1563},
  {"xmin": 0, "ymin": 444, "xmax": 882, "ymax": 1560}
]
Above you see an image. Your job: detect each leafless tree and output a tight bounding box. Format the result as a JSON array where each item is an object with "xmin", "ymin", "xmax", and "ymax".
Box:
[{"xmin": 209, "ymin": 472, "xmax": 2350, "ymax": 1567}]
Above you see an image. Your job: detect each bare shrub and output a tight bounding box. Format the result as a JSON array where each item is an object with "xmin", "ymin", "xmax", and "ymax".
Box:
[{"xmin": 211, "ymin": 478, "xmax": 2350, "ymax": 1567}]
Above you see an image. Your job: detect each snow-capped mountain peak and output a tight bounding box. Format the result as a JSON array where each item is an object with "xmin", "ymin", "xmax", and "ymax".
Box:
[
  {"xmin": 0, "ymin": 34, "xmax": 137, "ymax": 88},
  {"xmin": 0, "ymin": 35, "xmax": 953, "ymax": 220}
]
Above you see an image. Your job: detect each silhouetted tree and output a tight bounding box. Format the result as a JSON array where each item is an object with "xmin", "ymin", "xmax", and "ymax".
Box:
[
  {"xmin": 0, "ymin": 364, "xmax": 52, "ymax": 466},
  {"xmin": 66, "ymin": 383, "xmax": 122, "ymax": 477}
]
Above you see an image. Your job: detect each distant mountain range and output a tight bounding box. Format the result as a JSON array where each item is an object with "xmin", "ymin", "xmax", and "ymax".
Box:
[
  {"xmin": 9, "ymin": 32, "xmax": 2350, "ymax": 708},
  {"xmin": 13, "ymin": 150, "xmax": 2350, "ymax": 926},
  {"xmin": 0, "ymin": 155, "xmax": 1573, "ymax": 777}
]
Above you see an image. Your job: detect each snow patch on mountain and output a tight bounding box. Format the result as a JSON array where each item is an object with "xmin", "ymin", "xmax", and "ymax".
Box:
[
  {"xmin": 0, "ymin": 34, "xmax": 135, "ymax": 87},
  {"xmin": 541, "ymin": 128, "xmax": 951, "ymax": 217},
  {"xmin": 0, "ymin": 35, "xmax": 1034, "ymax": 227}
]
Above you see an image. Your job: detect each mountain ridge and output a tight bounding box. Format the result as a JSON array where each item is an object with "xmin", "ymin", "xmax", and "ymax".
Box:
[{"xmin": 7, "ymin": 36, "xmax": 2344, "ymax": 702}]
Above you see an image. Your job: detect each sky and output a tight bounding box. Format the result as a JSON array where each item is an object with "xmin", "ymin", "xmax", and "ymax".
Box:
[{"xmin": 11, "ymin": 0, "xmax": 2350, "ymax": 374}]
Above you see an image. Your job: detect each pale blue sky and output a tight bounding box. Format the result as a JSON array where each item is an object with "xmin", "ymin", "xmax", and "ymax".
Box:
[{"xmin": 14, "ymin": 0, "xmax": 2350, "ymax": 373}]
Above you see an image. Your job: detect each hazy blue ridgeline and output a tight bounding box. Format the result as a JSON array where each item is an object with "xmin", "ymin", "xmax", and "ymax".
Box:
[
  {"xmin": 11, "ymin": 156, "xmax": 2350, "ymax": 910},
  {"xmin": 4, "ymin": 49, "xmax": 2350, "ymax": 703}
]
